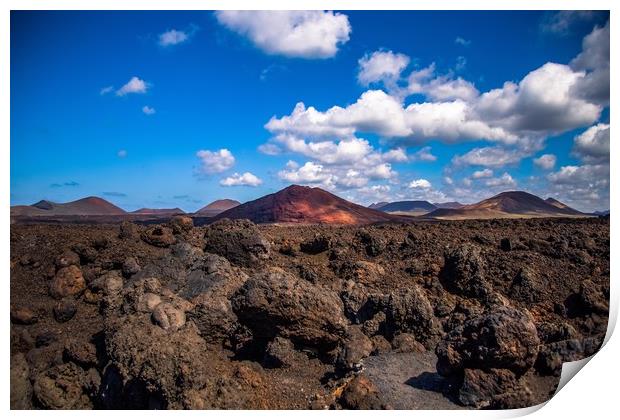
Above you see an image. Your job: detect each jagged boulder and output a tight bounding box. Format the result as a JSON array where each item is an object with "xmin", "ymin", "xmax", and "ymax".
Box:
[
  {"xmin": 442, "ymin": 244, "xmax": 490, "ymax": 298},
  {"xmin": 436, "ymin": 306, "xmax": 540, "ymax": 377},
  {"xmin": 203, "ymin": 219, "xmax": 270, "ymax": 266},
  {"xmin": 232, "ymin": 268, "xmax": 347, "ymax": 353}
]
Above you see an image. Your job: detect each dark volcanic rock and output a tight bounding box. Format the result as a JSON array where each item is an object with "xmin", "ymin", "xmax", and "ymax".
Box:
[
  {"xmin": 204, "ymin": 219, "xmax": 270, "ymax": 266},
  {"xmin": 510, "ymin": 267, "xmax": 544, "ymax": 303},
  {"xmin": 169, "ymin": 215, "xmax": 194, "ymax": 233},
  {"xmin": 385, "ymin": 286, "xmax": 441, "ymax": 347},
  {"xmin": 55, "ymin": 250, "xmax": 81, "ymax": 268},
  {"xmin": 356, "ymin": 229, "xmax": 386, "ymax": 257},
  {"xmin": 142, "ymin": 226, "xmax": 176, "ymax": 248},
  {"xmin": 436, "ymin": 306, "xmax": 540, "ymax": 377},
  {"xmin": 535, "ymin": 335, "xmax": 603, "ymax": 375},
  {"xmin": 232, "ymin": 268, "xmax": 347, "ymax": 353},
  {"xmin": 263, "ymin": 336, "xmax": 303, "ymax": 368},
  {"xmin": 121, "ymin": 257, "xmax": 141, "ymax": 277},
  {"xmin": 337, "ymin": 326, "xmax": 373, "ymax": 371},
  {"xmin": 53, "ymin": 299, "xmax": 77, "ymax": 323},
  {"xmin": 118, "ymin": 221, "xmax": 140, "ymax": 240},
  {"xmin": 11, "ymin": 305, "xmax": 38, "ymax": 325},
  {"xmin": 339, "ymin": 375, "xmax": 385, "ymax": 409},
  {"xmin": 49, "ymin": 265, "xmax": 86, "ymax": 299},
  {"xmin": 442, "ymin": 244, "xmax": 490, "ymax": 298},
  {"xmin": 11, "ymin": 353, "xmax": 32, "ymax": 409},
  {"xmin": 33, "ymin": 362, "xmax": 98, "ymax": 409},
  {"xmin": 458, "ymin": 368, "xmax": 533, "ymax": 409},
  {"xmin": 300, "ymin": 234, "xmax": 331, "ymax": 254}
]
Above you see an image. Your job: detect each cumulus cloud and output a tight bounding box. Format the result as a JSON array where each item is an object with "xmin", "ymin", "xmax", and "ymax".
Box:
[
  {"xmin": 533, "ymin": 154, "xmax": 557, "ymax": 170},
  {"xmin": 410, "ymin": 146, "xmax": 437, "ymax": 162},
  {"xmin": 266, "ymin": 90, "xmax": 515, "ymax": 144},
  {"xmin": 196, "ymin": 149, "xmax": 235, "ymax": 174},
  {"xmin": 572, "ymin": 123, "xmax": 609, "ymax": 163},
  {"xmin": 484, "ymin": 172, "xmax": 516, "ymax": 188},
  {"xmin": 451, "ymin": 144, "xmax": 539, "ymax": 169},
  {"xmin": 408, "ymin": 179, "xmax": 431, "ymax": 189},
  {"xmin": 546, "ymin": 163, "xmax": 609, "ymax": 211},
  {"xmin": 159, "ymin": 29, "xmax": 189, "ymax": 46},
  {"xmin": 116, "ymin": 77, "xmax": 149, "ymax": 96},
  {"xmin": 540, "ymin": 11, "xmax": 596, "ymax": 35},
  {"xmin": 570, "ymin": 21, "xmax": 609, "ymax": 105},
  {"xmin": 407, "ymin": 64, "xmax": 479, "ymax": 101},
  {"xmin": 220, "ymin": 172, "xmax": 263, "ymax": 187},
  {"xmin": 473, "ymin": 63, "xmax": 601, "ymax": 133},
  {"xmin": 472, "ymin": 168, "xmax": 493, "ymax": 179},
  {"xmin": 215, "ymin": 10, "xmax": 351, "ymax": 59},
  {"xmin": 358, "ymin": 50, "xmax": 410, "ymax": 86},
  {"xmin": 142, "ymin": 105, "xmax": 156, "ymax": 115},
  {"xmin": 278, "ymin": 161, "xmax": 333, "ymax": 185}
]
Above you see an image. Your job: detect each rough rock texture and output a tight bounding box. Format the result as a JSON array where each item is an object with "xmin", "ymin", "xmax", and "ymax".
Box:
[
  {"xmin": 142, "ymin": 226, "xmax": 176, "ymax": 248},
  {"xmin": 11, "ymin": 305, "xmax": 38, "ymax": 325},
  {"xmin": 338, "ymin": 375, "xmax": 385, "ymax": 409},
  {"xmin": 442, "ymin": 244, "xmax": 490, "ymax": 298},
  {"xmin": 203, "ymin": 219, "xmax": 270, "ymax": 266},
  {"xmin": 11, "ymin": 353, "xmax": 32, "ymax": 409},
  {"xmin": 9, "ymin": 217, "xmax": 609, "ymax": 410},
  {"xmin": 385, "ymin": 286, "xmax": 441, "ymax": 347},
  {"xmin": 49, "ymin": 265, "xmax": 86, "ymax": 299},
  {"xmin": 232, "ymin": 268, "xmax": 348, "ymax": 353},
  {"xmin": 436, "ymin": 306, "xmax": 540, "ymax": 377}
]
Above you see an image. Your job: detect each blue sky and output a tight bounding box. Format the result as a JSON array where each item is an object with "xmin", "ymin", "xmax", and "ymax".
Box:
[{"xmin": 10, "ymin": 10, "xmax": 610, "ymax": 211}]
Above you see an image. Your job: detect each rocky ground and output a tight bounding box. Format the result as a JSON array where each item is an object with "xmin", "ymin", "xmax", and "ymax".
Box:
[{"xmin": 10, "ymin": 216, "xmax": 609, "ymax": 409}]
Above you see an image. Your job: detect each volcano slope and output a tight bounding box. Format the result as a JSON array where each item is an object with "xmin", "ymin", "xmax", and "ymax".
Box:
[{"xmin": 10, "ymin": 217, "xmax": 609, "ymax": 409}]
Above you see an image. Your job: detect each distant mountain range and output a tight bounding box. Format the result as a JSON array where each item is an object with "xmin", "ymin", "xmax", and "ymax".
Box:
[
  {"xmin": 11, "ymin": 187, "xmax": 596, "ymax": 224},
  {"xmin": 371, "ymin": 200, "xmax": 438, "ymax": 215},
  {"xmin": 195, "ymin": 199, "xmax": 241, "ymax": 217},
  {"xmin": 11, "ymin": 197, "xmax": 126, "ymax": 217},
  {"xmin": 214, "ymin": 185, "xmax": 399, "ymax": 224},
  {"xmin": 131, "ymin": 208, "xmax": 185, "ymax": 215},
  {"xmin": 425, "ymin": 191, "xmax": 584, "ymax": 219}
]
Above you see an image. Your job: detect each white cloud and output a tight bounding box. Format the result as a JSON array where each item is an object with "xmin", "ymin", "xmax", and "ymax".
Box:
[
  {"xmin": 474, "ymin": 63, "xmax": 601, "ymax": 133},
  {"xmin": 196, "ymin": 149, "xmax": 235, "ymax": 174},
  {"xmin": 117, "ymin": 149, "xmax": 127, "ymax": 158},
  {"xmin": 215, "ymin": 10, "xmax": 351, "ymax": 59},
  {"xmin": 409, "ymin": 179, "xmax": 431, "ymax": 189},
  {"xmin": 455, "ymin": 36, "xmax": 471, "ymax": 46},
  {"xmin": 455, "ymin": 56, "xmax": 467, "ymax": 72},
  {"xmin": 572, "ymin": 123, "xmax": 609, "ymax": 163},
  {"xmin": 266, "ymin": 90, "xmax": 515, "ymax": 144},
  {"xmin": 257, "ymin": 143, "xmax": 282, "ymax": 155},
  {"xmin": 410, "ymin": 146, "xmax": 437, "ymax": 162},
  {"xmin": 451, "ymin": 145, "xmax": 539, "ymax": 169},
  {"xmin": 407, "ymin": 64, "xmax": 479, "ymax": 101},
  {"xmin": 100, "ymin": 86, "xmax": 114, "ymax": 95},
  {"xmin": 533, "ymin": 154, "xmax": 557, "ymax": 170},
  {"xmin": 159, "ymin": 29, "xmax": 189, "ymax": 47},
  {"xmin": 220, "ymin": 172, "xmax": 262, "ymax": 187},
  {"xmin": 484, "ymin": 172, "xmax": 516, "ymax": 188},
  {"xmin": 358, "ymin": 50, "xmax": 410, "ymax": 86},
  {"xmin": 142, "ymin": 105, "xmax": 156, "ymax": 115},
  {"xmin": 570, "ymin": 21, "xmax": 609, "ymax": 105},
  {"xmin": 116, "ymin": 77, "xmax": 149, "ymax": 96},
  {"xmin": 541, "ymin": 11, "xmax": 596, "ymax": 35},
  {"xmin": 472, "ymin": 168, "xmax": 493, "ymax": 179},
  {"xmin": 285, "ymin": 160, "xmax": 299, "ymax": 169},
  {"xmin": 278, "ymin": 161, "xmax": 333, "ymax": 185},
  {"xmin": 546, "ymin": 163, "xmax": 609, "ymax": 211}
]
